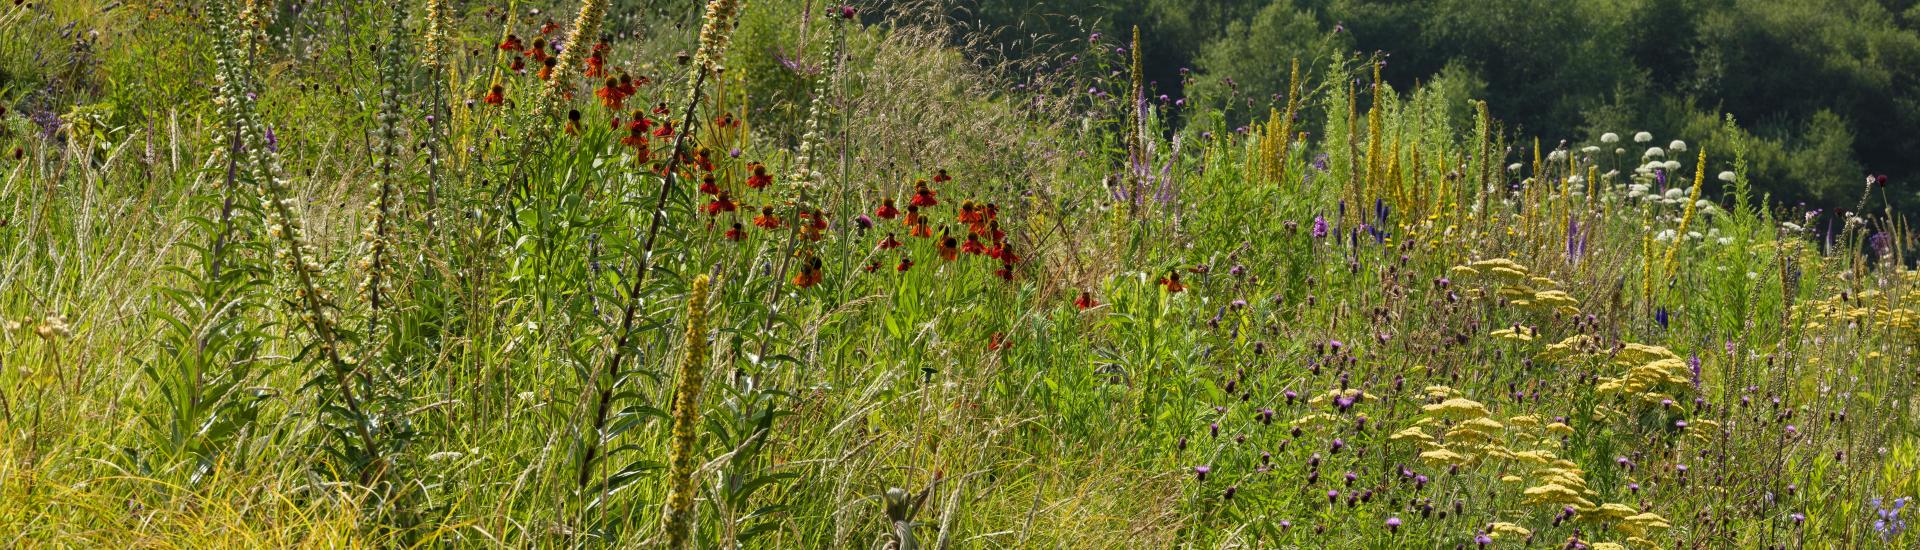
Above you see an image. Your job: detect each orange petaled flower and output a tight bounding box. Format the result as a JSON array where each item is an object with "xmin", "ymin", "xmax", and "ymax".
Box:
[
  {"xmin": 863, "ymin": 260, "xmax": 880, "ymax": 273},
  {"xmin": 627, "ymin": 111, "xmax": 653, "ymax": 131},
  {"xmin": 986, "ymin": 331, "xmax": 1008, "ymax": 351},
  {"xmin": 694, "ymin": 147, "xmax": 715, "ymax": 173},
  {"xmin": 724, "ymin": 222, "xmax": 745, "ymax": 241},
  {"xmin": 961, "ymin": 235, "xmax": 987, "ymax": 255},
  {"xmin": 792, "ymin": 256, "xmax": 824, "ymax": 288},
  {"xmin": 538, "ymin": 20, "xmax": 560, "ymax": 35},
  {"xmin": 538, "ymin": 57, "xmax": 557, "ymax": 80},
  {"xmin": 875, "ymin": 198, "xmax": 900, "ymax": 220},
  {"xmin": 483, "ymin": 84, "xmax": 505, "ymax": 105},
  {"xmin": 975, "ymin": 220, "xmax": 1005, "ymax": 242},
  {"xmin": 1189, "ymin": 264, "xmax": 1211, "ymax": 274},
  {"xmin": 510, "ymin": 55, "xmax": 526, "ymax": 72},
  {"xmin": 753, "ymin": 206, "xmax": 782, "ymax": 229},
  {"xmin": 596, "ymin": 77, "xmax": 626, "ymax": 110},
  {"xmin": 617, "ymin": 73, "xmax": 638, "ymax": 96},
  {"xmin": 565, "ymin": 109, "xmax": 582, "ymax": 135},
  {"xmin": 896, "ymin": 255, "xmax": 914, "ymax": 272},
  {"xmin": 746, "ymin": 163, "xmax": 773, "ymax": 189},
  {"xmin": 988, "ymin": 242, "xmax": 1019, "ymax": 264},
  {"xmin": 652, "ymin": 102, "xmax": 671, "ymax": 116},
  {"xmin": 938, "ymin": 234, "xmax": 959, "ymax": 261},
  {"xmin": 933, "ymin": 169, "xmax": 952, "ymax": 183},
  {"xmin": 878, "ymin": 233, "xmax": 903, "ymax": 250},
  {"xmin": 498, "ymin": 34, "xmax": 524, "ymax": 51},
  {"xmin": 701, "ymin": 192, "xmax": 737, "ymax": 216},
  {"xmin": 904, "ymin": 205, "xmax": 922, "ymax": 227},
  {"xmin": 1075, "ymin": 290, "xmax": 1099, "ymax": 310},
  {"xmin": 909, "ymin": 180, "xmax": 939, "ymax": 207},
  {"xmin": 653, "ymin": 121, "xmax": 675, "ymax": 138},
  {"xmin": 585, "ymin": 52, "xmax": 607, "ymax": 78},
  {"xmin": 527, "ymin": 37, "xmax": 549, "ymax": 61},
  {"xmin": 910, "ymin": 221, "xmax": 933, "ymax": 238},
  {"xmin": 957, "ymin": 201, "xmax": 981, "ymax": 224},
  {"xmin": 994, "ymin": 261, "xmax": 1015, "ymax": 281},
  {"xmin": 621, "ymin": 127, "xmax": 650, "ymax": 159},
  {"xmin": 1159, "ymin": 271, "xmax": 1186, "ymax": 293},
  {"xmin": 698, "ymin": 175, "xmax": 721, "ymax": 196}
]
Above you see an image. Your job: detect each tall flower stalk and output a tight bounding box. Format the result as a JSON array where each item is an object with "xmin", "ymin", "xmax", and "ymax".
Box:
[
  {"xmin": 1661, "ymin": 147, "xmax": 1707, "ymax": 282},
  {"xmin": 579, "ymin": 0, "xmax": 745, "ymax": 490},
  {"xmin": 214, "ymin": 0, "xmax": 386, "ymax": 484},
  {"xmin": 360, "ymin": 7, "xmax": 409, "ymax": 335},
  {"xmin": 663, "ymin": 275, "xmax": 713, "ymax": 550}
]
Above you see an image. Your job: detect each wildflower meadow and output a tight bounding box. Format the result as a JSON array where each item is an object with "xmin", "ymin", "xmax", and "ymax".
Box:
[{"xmin": 1, "ymin": 0, "xmax": 1917, "ymax": 548}]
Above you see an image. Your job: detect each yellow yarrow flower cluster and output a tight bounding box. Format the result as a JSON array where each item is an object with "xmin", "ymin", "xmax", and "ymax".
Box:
[
  {"xmin": 1796, "ymin": 289, "xmax": 1920, "ymax": 337},
  {"xmin": 1450, "ymin": 258, "xmax": 1582, "ymax": 315}
]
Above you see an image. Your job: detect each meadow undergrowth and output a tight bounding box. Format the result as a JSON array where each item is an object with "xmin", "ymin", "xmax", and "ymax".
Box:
[{"xmin": 0, "ymin": 0, "xmax": 1915, "ymax": 548}]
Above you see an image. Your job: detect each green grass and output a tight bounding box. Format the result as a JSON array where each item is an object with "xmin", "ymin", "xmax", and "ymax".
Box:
[{"xmin": 0, "ymin": 0, "xmax": 1916, "ymax": 548}]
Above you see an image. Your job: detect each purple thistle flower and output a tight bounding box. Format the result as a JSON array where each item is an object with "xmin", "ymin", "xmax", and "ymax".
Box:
[
  {"xmin": 1385, "ymin": 517, "xmax": 1401, "ymax": 532},
  {"xmin": 1311, "ymin": 216, "xmax": 1330, "ymax": 239},
  {"xmin": 1193, "ymin": 465, "xmax": 1211, "ymax": 481}
]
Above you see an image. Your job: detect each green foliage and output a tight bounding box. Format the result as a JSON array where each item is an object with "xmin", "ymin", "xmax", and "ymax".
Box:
[
  {"xmin": 2, "ymin": 0, "xmax": 1918, "ymax": 548},
  {"xmin": 962, "ymin": 0, "xmax": 1920, "ymax": 214}
]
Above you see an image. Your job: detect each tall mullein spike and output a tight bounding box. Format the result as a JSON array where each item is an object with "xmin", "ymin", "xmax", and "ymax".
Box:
[
  {"xmin": 664, "ymin": 275, "xmax": 715, "ymax": 550},
  {"xmin": 1277, "ymin": 58, "xmax": 1301, "ymax": 188},
  {"xmin": 1366, "ymin": 60, "xmax": 1384, "ymax": 201},
  {"xmin": 1663, "ymin": 147, "xmax": 1709, "ymax": 280}
]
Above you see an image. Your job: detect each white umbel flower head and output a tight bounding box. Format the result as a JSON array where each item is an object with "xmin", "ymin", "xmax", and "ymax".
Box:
[
  {"xmin": 1507, "ymin": 163, "xmax": 1523, "ymax": 172},
  {"xmin": 1583, "ymin": 146, "xmax": 1601, "ymax": 154},
  {"xmin": 1634, "ymin": 131, "xmax": 1653, "ymax": 143},
  {"xmin": 1668, "ymin": 140, "xmax": 1687, "ymax": 152},
  {"xmin": 1548, "ymin": 149, "xmax": 1568, "ymax": 162},
  {"xmin": 1663, "ymin": 160, "xmax": 1681, "ymax": 171},
  {"xmin": 1601, "ymin": 132, "xmax": 1620, "ymax": 144},
  {"xmin": 1717, "ymin": 171, "xmax": 1736, "ymax": 182},
  {"xmin": 1643, "ymin": 147, "xmax": 1665, "ymax": 158}
]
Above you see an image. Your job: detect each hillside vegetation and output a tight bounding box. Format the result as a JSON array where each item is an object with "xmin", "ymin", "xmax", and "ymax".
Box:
[{"xmin": 0, "ymin": 0, "xmax": 1916, "ymax": 547}]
